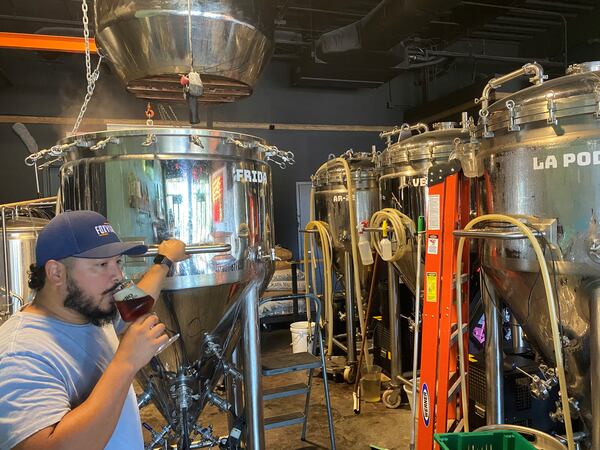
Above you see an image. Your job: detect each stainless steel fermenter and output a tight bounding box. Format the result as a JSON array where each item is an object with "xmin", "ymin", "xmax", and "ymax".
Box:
[
  {"xmin": 57, "ymin": 127, "xmax": 278, "ymax": 446},
  {"xmin": 379, "ymin": 122, "xmax": 469, "ymax": 294},
  {"xmin": 471, "ymin": 61, "xmax": 600, "ymax": 448}
]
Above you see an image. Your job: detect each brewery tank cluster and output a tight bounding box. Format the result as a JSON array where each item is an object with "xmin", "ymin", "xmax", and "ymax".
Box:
[
  {"xmin": 300, "ymin": 61, "xmax": 600, "ymax": 450},
  {"xmin": 4, "ymin": 0, "xmax": 600, "ymax": 448}
]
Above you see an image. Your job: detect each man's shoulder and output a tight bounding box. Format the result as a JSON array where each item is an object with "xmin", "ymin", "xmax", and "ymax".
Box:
[
  {"xmin": 0, "ymin": 313, "xmax": 51, "ymax": 359},
  {"xmin": 0, "ymin": 312, "xmax": 69, "ymax": 358}
]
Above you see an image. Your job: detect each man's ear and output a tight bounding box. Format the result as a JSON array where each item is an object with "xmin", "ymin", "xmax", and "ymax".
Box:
[{"xmin": 45, "ymin": 260, "xmax": 67, "ymax": 287}]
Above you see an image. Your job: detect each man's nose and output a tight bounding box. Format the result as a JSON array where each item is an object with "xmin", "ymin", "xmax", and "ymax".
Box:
[{"xmin": 111, "ymin": 261, "xmax": 124, "ymax": 281}]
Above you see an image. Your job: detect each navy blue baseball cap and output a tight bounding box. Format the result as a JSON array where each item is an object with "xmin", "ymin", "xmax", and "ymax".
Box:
[{"xmin": 35, "ymin": 210, "xmax": 148, "ymax": 267}]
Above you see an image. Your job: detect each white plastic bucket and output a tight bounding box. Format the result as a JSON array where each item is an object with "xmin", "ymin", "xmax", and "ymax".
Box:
[
  {"xmin": 403, "ymin": 377, "xmax": 420, "ymax": 417},
  {"xmin": 290, "ymin": 321, "xmax": 315, "ymax": 353}
]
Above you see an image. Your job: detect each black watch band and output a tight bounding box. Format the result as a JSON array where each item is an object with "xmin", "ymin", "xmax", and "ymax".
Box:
[{"xmin": 153, "ymin": 254, "xmax": 173, "ymax": 270}]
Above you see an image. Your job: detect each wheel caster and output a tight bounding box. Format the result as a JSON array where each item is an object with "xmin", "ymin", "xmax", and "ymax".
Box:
[
  {"xmin": 343, "ymin": 365, "xmax": 356, "ymax": 384},
  {"xmin": 382, "ymin": 388, "xmax": 402, "ymax": 409}
]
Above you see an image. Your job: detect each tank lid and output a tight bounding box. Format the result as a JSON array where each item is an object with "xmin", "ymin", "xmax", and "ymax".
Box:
[
  {"xmin": 58, "ymin": 128, "xmax": 270, "ymax": 162},
  {"xmin": 566, "ymin": 61, "xmax": 600, "ymax": 75},
  {"xmin": 313, "ymin": 152, "xmax": 379, "ymax": 185},
  {"xmin": 382, "ymin": 128, "xmax": 469, "ymax": 164},
  {"xmin": 479, "ymin": 61, "xmax": 600, "ymax": 136},
  {"xmin": 2, "ymin": 217, "xmax": 48, "ymax": 233}
]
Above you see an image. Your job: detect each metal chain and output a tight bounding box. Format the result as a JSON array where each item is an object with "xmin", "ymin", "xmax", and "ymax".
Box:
[
  {"xmin": 71, "ymin": 0, "xmax": 104, "ymax": 135},
  {"xmin": 24, "ymin": 134, "xmax": 115, "ymax": 167},
  {"xmin": 224, "ymin": 137, "xmax": 295, "ymax": 168},
  {"xmin": 24, "ymin": 142, "xmax": 78, "ymax": 166},
  {"xmin": 187, "ymin": 0, "xmax": 194, "ymax": 70}
]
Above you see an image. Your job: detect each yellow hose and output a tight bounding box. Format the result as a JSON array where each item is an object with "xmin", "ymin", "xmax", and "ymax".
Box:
[
  {"xmin": 369, "ymin": 208, "xmax": 414, "ymax": 262},
  {"xmin": 303, "ymin": 220, "xmax": 335, "ymax": 356},
  {"xmin": 455, "ymin": 214, "xmax": 574, "ymax": 449},
  {"xmin": 312, "ymin": 158, "xmax": 367, "ymax": 347}
]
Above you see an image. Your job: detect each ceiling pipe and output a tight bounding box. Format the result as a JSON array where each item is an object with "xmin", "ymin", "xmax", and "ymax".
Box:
[{"xmin": 315, "ymin": 0, "xmax": 462, "ymax": 67}]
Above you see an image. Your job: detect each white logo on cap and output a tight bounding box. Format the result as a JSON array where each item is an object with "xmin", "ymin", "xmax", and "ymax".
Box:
[{"xmin": 95, "ymin": 223, "xmax": 115, "ymax": 236}]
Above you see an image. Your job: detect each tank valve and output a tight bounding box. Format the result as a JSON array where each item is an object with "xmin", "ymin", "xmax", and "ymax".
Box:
[
  {"xmin": 136, "ymin": 383, "xmax": 153, "ymax": 409},
  {"xmin": 550, "ymin": 396, "xmax": 579, "ymax": 422},
  {"xmin": 516, "ymin": 365, "xmax": 557, "ymax": 400}
]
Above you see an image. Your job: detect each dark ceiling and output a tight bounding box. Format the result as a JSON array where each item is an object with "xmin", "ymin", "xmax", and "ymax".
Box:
[
  {"xmin": 1, "ymin": 0, "xmax": 600, "ymax": 92},
  {"xmin": 2, "ymin": 1, "xmax": 599, "ymax": 60}
]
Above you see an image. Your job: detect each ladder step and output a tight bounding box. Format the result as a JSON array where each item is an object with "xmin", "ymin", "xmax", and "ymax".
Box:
[
  {"xmin": 447, "ymin": 375, "xmax": 462, "ymax": 400},
  {"xmin": 447, "ymin": 418, "xmax": 464, "ymax": 433},
  {"xmin": 262, "ymin": 352, "xmax": 321, "ymax": 376},
  {"xmin": 263, "ymin": 383, "xmax": 309, "ymax": 400},
  {"xmin": 449, "ymin": 324, "xmax": 469, "ymax": 345},
  {"xmin": 264, "ymin": 412, "xmax": 305, "ymax": 430}
]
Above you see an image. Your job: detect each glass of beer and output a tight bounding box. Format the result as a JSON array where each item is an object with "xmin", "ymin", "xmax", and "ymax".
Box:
[{"xmin": 113, "ymin": 279, "xmax": 179, "ymax": 354}]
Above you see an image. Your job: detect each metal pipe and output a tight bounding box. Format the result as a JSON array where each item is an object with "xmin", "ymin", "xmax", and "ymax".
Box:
[
  {"xmin": 387, "ymin": 263, "xmax": 402, "ymax": 387},
  {"xmin": 421, "ymin": 50, "xmax": 563, "ymax": 67},
  {"xmin": 589, "ymin": 284, "xmax": 600, "ymax": 450},
  {"xmin": 1, "ymin": 207, "xmax": 12, "ymax": 317},
  {"xmin": 379, "ymin": 123, "xmax": 429, "ymax": 140},
  {"xmin": 475, "ymin": 62, "xmax": 545, "ymax": 138},
  {"xmin": 0, "ymin": 196, "xmax": 57, "ymax": 208},
  {"xmin": 332, "ymin": 337, "xmax": 348, "ymax": 353},
  {"xmin": 344, "ymin": 251, "xmax": 357, "ymax": 365},
  {"xmin": 409, "ymin": 229, "xmax": 423, "ymax": 450},
  {"xmin": 481, "ymin": 273, "xmax": 504, "ymax": 425},
  {"xmin": 226, "ymin": 344, "xmax": 243, "ymax": 432},
  {"xmin": 242, "ymin": 282, "xmax": 265, "ymax": 449},
  {"xmin": 479, "ymin": 62, "xmax": 545, "ymax": 113},
  {"xmin": 142, "ymin": 243, "xmax": 231, "ymax": 257}
]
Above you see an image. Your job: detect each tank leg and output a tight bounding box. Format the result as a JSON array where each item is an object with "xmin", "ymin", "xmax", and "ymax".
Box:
[
  {"xmin": 388, "ymin": 263, "xmax": 402, "ymax": 388},
  {"xmin": 226, "ymin": 344, "xmax": 243, "ymax": 431},
  {"xmin": 242, "ymin": 284, "xmax": 265, "ymax": 449},
  {"xmin": 589, "ymin": 284, "xmax": 600, "ymax": 450},
  {"xmin": 482, "ymin": 273, "xmax": 504, "ymax": 425},
  {"xmin": 344, "ymin": 251, "xmax": 357, "ymax": 368}
]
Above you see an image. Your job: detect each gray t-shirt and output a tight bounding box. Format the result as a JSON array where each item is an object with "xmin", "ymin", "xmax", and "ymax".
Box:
[{"xmin": 0, "ymin": 311, "xmax": 143, "ymax": 449}]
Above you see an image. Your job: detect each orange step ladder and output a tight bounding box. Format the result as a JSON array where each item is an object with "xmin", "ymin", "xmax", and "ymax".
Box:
[{"xmin": 417, "ymin": 160, "xmax": 471, "ymax": 449}]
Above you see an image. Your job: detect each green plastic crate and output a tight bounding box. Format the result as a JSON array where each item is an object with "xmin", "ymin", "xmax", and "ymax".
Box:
[{"xmin": 434, "ymin": 431, "xmax": 537, "ymax": 450}]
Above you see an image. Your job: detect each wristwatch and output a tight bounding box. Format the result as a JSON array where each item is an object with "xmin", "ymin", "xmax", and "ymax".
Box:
[{"xmin": 153, "ymin": 254, "xmax": 173, "ymax": 270}]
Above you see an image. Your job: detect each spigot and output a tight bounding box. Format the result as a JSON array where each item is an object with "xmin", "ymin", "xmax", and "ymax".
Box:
[
  {"xmin": 550, "ymin": 396, "xmax": 579, "ymax": 422},
  {"xmin": 400, "ymin": 314, "xmax": 419, "ymax": 333},
  {"xmin": 530, "ymin": 374, "xmax": 552, "ymax": 400},
  {"xmin": 515, "ymin": 364, "xmax": 558, "ymax": 401},
  {"xmin": 137, "ymin": 384, "xmax": 153, "ymax": 409}
]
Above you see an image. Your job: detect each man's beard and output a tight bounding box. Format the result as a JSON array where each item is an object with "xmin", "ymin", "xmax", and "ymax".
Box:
[{"xmin": 64, "ymin": 275, "xmax": 118, "ymax": 327}]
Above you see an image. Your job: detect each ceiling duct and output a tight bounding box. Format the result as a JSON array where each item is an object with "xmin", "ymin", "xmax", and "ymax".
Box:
[
  {"xmin": 95, "ymin": 0, "xmax": 274, "ymax": 103},
  {"xmin": 315, "ymin": 0, "xmax": 461, "ymax": 67}
]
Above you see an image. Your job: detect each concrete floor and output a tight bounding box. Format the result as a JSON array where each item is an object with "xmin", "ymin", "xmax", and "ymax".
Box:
[{"xmin": 139, "ymin": 328, "xmax": 413, "ymax": 449}]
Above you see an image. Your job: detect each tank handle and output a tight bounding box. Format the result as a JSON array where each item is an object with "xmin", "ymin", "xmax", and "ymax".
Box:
[
  {"xmin": 475, "ymin": 62, "xmax": 547, "ymax": 138},
  {"xmin": 141, "ymin": 243, "xmax": 232, "ymax": 257},
  {"xmin": 379, "ymin": 122, "xmax": 429, "ymax": 145}
]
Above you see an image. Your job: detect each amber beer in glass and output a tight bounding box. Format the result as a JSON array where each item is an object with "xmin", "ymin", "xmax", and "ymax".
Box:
[
  {"xmin": 113, "ymin": 280, "xmax": 155, "ymax": 322},
  {"xmin": 113, "ymin": 279, "xmax": 179, "ymax": 354}
]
